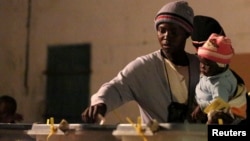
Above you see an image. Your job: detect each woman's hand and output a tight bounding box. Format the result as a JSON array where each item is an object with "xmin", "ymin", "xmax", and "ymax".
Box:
[{"xmin": 81, "ymin": 103, "xmax": 107, "ymax": 124}]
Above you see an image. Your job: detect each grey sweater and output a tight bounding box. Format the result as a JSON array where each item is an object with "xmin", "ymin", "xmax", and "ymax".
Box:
[{"xmin": 91, "ymin": 50, "xmax": 200, "ymax": 123}]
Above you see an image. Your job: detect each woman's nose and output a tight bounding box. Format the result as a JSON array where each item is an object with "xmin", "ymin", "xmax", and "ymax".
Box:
[{"xmin": 163, "ymin": 32, "xmax": 169, "ymax": 39}]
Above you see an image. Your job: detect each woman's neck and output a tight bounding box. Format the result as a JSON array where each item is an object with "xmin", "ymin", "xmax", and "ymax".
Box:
[{"xmin": 161, "ymin": 50, "xmax": 189, "ymax": 66}]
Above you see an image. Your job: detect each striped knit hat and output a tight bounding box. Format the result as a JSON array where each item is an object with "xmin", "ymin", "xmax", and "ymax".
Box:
[
  {"xmin": 154, "ymin": 0, "xmax": 194, "ymax": 34},
  {"xmin": 197, "ymin": 33, "xmax": 234, "ymax": 64}
]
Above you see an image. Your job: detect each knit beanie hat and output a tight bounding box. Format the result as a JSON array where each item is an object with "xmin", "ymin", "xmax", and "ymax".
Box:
[
  {"xmin": 197, "ymin": 33, "xmax": 234, "ymax": 64},
  {"xmin": 192, "ymin": 15, "xmax": 226, "ymax": 47},
  {"xmin": 154, "ymin": 0, "xmax": 194, "ymax": 34}
]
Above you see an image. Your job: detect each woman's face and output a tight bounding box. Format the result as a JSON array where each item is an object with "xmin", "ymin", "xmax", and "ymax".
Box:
[{"xmin": 157, "ymin": 23, "xmax": 188, "ymax": 55}]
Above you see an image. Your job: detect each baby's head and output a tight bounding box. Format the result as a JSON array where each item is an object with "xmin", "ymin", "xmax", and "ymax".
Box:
[
  {"xmin": 198, "ymin": 33, "xmax": 234, "ymax": 66},
  {"xmin": 197, "ymin": 33, "xmax": 234, "ymax": 76}
]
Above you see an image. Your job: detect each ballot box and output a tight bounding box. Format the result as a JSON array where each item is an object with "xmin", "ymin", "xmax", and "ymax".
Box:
[
  {"xmin": 112, "ymin": 123, "xmax": 207, "ymax": 141},
  {"xmin": 0, "ymin": 123, "xmax": 35, "ymax": 141},
  {"xmin": 27, "ymin": 123, "xmax": 120, "ymax": 141}
]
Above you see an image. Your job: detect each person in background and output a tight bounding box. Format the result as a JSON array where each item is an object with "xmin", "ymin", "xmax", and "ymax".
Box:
[
  {"xmin": 0, "ymin": 95, "xmax": 23, "ymax": 123},
  {"xmin": 82, "ymin": 0, "xmax": 201, "ymax": 124},
  {"xmin": 191, "ymin": 15, "xmax": 226, "ymax": 51},
  {"xmin": 191, "ymin": 33, "xmax": 247, "ymax": 124},
  {"xmin": 190, "ymin": 15, "xmax": 249, "ymax": 124}
]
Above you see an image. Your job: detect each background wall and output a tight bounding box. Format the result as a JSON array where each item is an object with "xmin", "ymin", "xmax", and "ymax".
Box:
[{"xmin": 0, "ymin": 0, "xmax": 249, "ymax": 123}]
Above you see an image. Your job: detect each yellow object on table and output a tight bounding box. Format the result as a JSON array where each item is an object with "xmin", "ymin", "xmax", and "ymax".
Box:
[
  {"xmin": 204, "ymin": 98, "xmax": 230, "ymax": 125},
  {"xmin": 126, "ymin": 117, "xmax": 147, "ymax": 141},
  {"xmin": 204, "ymin": 98, "xmax": 230, "ymax": 114},
  {"xmin": 46, "ymin": 117, "xmax": 58, "ymax": 141}
]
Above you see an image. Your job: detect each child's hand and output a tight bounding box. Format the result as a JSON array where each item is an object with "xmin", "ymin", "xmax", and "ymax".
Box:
[
  {"xmin": 191, "ymin": 105, "xmax": 207, "ymax": 122},
  {"xmin": 207, "ymin": 110, "xmax": 233, "ymax": 124}
]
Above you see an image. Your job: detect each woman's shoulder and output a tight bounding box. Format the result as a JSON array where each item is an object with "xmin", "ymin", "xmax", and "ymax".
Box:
[
  {"xmin": 121, "ymin": 50, "xmax": 163, "ymax": 73},
  {"xmin": 131, "ymin": 50, "xmax": 162, "ymax": 64}
]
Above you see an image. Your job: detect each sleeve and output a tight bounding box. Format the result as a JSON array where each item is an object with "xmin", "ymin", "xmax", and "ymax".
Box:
[
  {"xmin": 90, "ymin": 56, "xmax": 149, "ymax": 113},
  {"xmin": 228, "ymin": 84, "xmax": 247, "ymax": 119}
]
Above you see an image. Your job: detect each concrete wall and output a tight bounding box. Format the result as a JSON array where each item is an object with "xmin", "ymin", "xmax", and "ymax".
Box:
[{"xmin": 0, "ymin": 0, "xmax": 249, "ymax": 123}]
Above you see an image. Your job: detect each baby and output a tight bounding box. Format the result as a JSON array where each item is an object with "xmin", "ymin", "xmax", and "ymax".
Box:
[{"xmin": 191, "ymin": 33, "xmax": 247, "ymax": 124}]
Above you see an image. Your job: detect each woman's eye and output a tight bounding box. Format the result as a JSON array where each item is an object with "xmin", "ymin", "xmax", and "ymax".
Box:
[{"xmin": 158, "ymin": 28, "xmax": 166, "ymax": 34}]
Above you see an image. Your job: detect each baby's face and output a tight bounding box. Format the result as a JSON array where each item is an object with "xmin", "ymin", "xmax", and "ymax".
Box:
[{"xmin": 198, "ymin": 56, "xmax": 225, "ymax": 76}]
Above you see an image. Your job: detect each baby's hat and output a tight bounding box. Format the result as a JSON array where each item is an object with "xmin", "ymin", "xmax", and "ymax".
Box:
[{"xmin": 197, "ymin": 33, "xmax": 234, "ymax": 64}]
